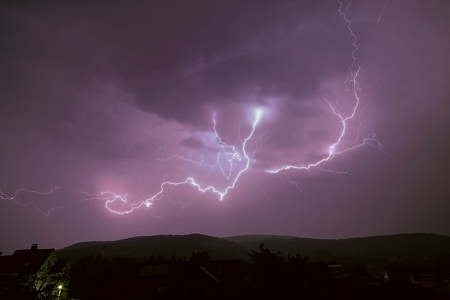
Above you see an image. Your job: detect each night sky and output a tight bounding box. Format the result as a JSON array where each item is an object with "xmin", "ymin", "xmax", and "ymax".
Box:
[{"xmin": 1, "ymin": 0, "xmax": 450, "ymax": 255}]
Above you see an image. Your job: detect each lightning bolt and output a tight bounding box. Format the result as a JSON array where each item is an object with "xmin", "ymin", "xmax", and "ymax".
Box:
[
  {"xmin": 101, "ymin": 107, "xmax": 264, "ymax": 214},
  {"xmin": 1, "ymin": 108, "xmax": 265, "ymax": 215},
  {"xmin": 0, "ymin": 187, "xmax": 104, "ymax": 216},
  {"xmin": 0, "ymin": 187, "xmax": 61, "ymax": 216},
  {"xmin": 377, "ymin": 0, "xmax": 390, "ymax": 23},
  {"xmin": 1, "ymin": 1, "xmax": 384, "ymax": 216},
  {"xmin": 267, "ymin": 0, "xmax": 381, "ymax": 175},
  {"xmin": 159, "ymin": 110, "xmax": 267, "ymax": 180}
]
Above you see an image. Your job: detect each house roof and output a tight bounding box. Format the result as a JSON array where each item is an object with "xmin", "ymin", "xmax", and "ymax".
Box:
[{"xmin": 0, "ymin": 248, "xmax": 56, "ymax": 274}]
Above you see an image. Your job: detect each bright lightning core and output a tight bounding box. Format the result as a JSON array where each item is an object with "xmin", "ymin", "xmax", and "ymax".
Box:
[{"xmin": 253, "ymin": 108, "xmax": 264, "ymax": 124}]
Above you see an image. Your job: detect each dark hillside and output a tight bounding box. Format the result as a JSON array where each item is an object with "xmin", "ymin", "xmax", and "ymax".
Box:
[
  {"xmin": 58, "ymin": 233, "xmax": 450, "ymax": 261},
  {"xmin": 58, "ymin": 233, "xmax": 247, "ymax": 260},
  {"xmin": 226, "ymin": 233, "xmax": 450, "ymax": 258}
]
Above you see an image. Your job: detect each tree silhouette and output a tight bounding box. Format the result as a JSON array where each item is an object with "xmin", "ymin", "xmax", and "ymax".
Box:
[
  {"xmin": 248, "ymin": 243, "xmax": 283, "ymax": 266},
  {"xmin": 247, "ymin": 243, "xmax": 285, "ymax": 290},
  {"xmin": 0, "ymin": 266, "xmax": 69, "ymax": 300}
]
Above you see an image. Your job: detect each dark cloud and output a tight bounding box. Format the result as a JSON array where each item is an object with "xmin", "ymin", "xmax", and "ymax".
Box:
[{"xmin": 0, "ymin": 0, "xmax": 357, "ymax": 127}]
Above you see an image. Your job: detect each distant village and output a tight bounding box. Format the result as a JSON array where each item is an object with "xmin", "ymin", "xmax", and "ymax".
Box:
[{"xmin": 1, "ymin": 240, "xmax": 450, "ymax": 299}]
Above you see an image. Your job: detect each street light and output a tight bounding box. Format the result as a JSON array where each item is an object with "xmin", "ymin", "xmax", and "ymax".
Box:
[{"xmin": 58, "ymin": 285, "xmax": 62, "ymax": 298}]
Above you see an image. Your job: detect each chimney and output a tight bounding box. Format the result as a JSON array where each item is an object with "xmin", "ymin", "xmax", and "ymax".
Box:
[{"xmin": 31, "ymin": 244, "xmax": 38, "ymax": 250}]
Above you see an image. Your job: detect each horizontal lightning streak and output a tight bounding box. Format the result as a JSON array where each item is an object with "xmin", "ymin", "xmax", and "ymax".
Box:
[{"xmin": 1, "ymin": 187, "xmax": 105, "ymax": 216}]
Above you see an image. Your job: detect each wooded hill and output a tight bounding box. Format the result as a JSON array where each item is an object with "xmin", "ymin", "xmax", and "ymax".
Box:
[{"xmin": 57, "ymin": 233, "xmax": 450, "ymax": 261}]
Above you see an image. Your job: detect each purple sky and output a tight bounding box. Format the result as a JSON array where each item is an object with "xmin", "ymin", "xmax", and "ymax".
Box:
[{"xmin": 1, "ymin": 0, "xmax": 450, "ymax": 255}]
